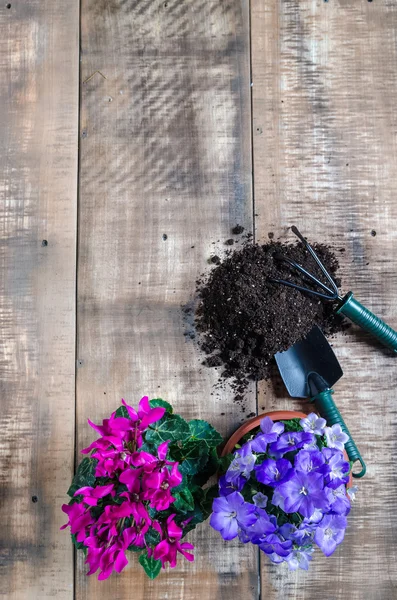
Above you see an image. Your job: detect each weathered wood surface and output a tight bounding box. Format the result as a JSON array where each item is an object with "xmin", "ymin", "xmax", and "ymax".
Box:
[
  {"xmin": 77, "ymin": 0, "xmax": 254, "ymax": 599},
  {"xmin": 2, "ymin": 0, "xmax": 397, "ymax": 598},
  {"xmin": 252, "ymin": 0, "xmax": 397, "ymax": 598},
  {"xmin": 0, "ymin": 1, "xmax": 79, "ymax": 599}
]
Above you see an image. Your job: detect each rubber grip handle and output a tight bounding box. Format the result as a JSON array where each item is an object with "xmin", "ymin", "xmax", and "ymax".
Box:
[
  {"xmin": 337, "ymin": 292, "xmax": 397, "ymax": 353},
  {"xmin": 312, "ymin": 389, "xmax": 366, "ymax": 478}
]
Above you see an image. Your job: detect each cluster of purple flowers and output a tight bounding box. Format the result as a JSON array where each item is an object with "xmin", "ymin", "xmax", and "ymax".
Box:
[
  {"xmin": 210, "ymin": 414, "xmax": 356, "ymax": 570},
  {"xmin": 61, "ymin": 397, "xmax": 194, "ymax": 580}
]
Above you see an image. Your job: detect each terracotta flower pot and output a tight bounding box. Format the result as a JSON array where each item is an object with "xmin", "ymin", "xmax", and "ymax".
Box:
[{"xmin": 222, "ymin": 410, "xmax": 352, "ymax": 487}]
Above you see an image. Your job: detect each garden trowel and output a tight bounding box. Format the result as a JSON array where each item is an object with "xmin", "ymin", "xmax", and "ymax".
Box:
[{"xmin": 275, "ymin": 325, "xmax": 366, "ymax": 478}]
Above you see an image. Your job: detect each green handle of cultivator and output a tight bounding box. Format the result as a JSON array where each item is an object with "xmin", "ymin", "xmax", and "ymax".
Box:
[
  {"xmin": 337, "ymin": 292, "xmax": 397, "ymax": 354},
  {"xmin": 311, "ymin": 388, "xmax": 366, "ymax": 478}
]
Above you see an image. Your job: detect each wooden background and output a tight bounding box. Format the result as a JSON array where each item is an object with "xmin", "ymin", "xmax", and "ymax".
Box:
[{"xmin": 1, "ymin": 0, "xmax": 397, "ymax": 598}]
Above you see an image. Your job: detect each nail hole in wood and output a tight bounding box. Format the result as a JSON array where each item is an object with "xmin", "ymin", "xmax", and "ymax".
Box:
[
  {"xmin": 162, "ymin": 233, "xmax": 168, "ymax": 241},
  {"xmin": 42, "ymin": 240, "xmax": 48, "ymax": 247},
  {"xmin": 6, "ymin": 3, "xmax": 11, "ymax": 8},
  {"xmin": 32, "ymin": 496, "xmax": 38, "ymax": 503},
  {"xmin": 371, "ymin": 230, "xmax": 377, "ymax": 237}
]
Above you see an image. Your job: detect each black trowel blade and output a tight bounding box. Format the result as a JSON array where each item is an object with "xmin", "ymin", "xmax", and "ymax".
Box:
[{"xmin": 275, "ymin": 325, "xmax": 343, "ymax": 398}]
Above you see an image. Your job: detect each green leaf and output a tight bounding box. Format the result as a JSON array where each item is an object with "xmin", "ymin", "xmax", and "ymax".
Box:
[
  {"xmin": 139, "ymin": 441, "xmax": 157, "ymax": 454},
  {"xmin": 316, "ymin": 434, "xmax": 327, "ymax": 450},
  {"xmin": 147, "ymin": 505, "xmax": 160, "ymax": 520},
  {"xmin": 115, "ymin": 405, "xmax": 130, "ymax": 419},
  {"xmin": 179, "ymin": 449, "xmax": 209, "ymax": 477},
  {"xmin": 173, "ymin": 487, "xmax": 195, "ymax": 513},
  {"xmin": 146, "ymin": 413, "xmax": 190, "ymax": 447},
  {"xmin": 169, "ymin": 440, "xmax": 209, "ymax": 477},
  {"xmin": 180, "ymin": 505, "xmax": 205, "ymax": 536},
  {"xmin": 187, "ymin": 420, "xmax": 223, "ymax": 449},
  {"xmin": 200, "ymin": 484, "xmax": 219, "ymax": 520},
  {"xmin": 218, "ymin": 453, "xmax": 234, "ymax": 474},
  {"xmin": 192, "ymin": 447, "xmax": 220, "ymax": 486},
  {"xmin": 67, "ymin": 457, "xmax": 98, "ymax": 497},
  {"xmin": 128, "ymin": 545, "xmax": 144, "ymax": 553},
  {"xmin": 150, "ymin": 398, "xmax": 173, "ymax": 414},
  {"xmin": 139, "ymin": 552, "xmax": 162, "ymax": 579},
  {"xmin": 71, "ymin": 533, "xmax": 86, "ymax": 552},
  {"xmin": 282, "ymin": 419, "xmax": 303, "ymax": 432},
  {"xmin": 144, "ymin": 528, "xmax": 161, "ymax": 548}
]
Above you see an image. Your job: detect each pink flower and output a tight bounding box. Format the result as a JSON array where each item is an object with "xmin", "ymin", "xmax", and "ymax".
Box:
[
  {"xmin": 81, "ymin": 397, "xmax": 166, "ymax": 476},
  {"xmin": 122, "ymin": 396, "xmax": 165, "ymax": 428},
  {"xmin": 119, "ymin": 467, "xmax": 142, "ymax": 495},
  {"xmin": 152, "ymin": 515, "xmax": 194, "ymax": 568},
  {"xmin": 74, "ymin": 484, "xmax": 115, "ymax": 506},
  {"xmin": 84, "ymin": 500, "xmax": 152, "ymax": 580},
  {"xmin": 61, "ymin": 502, "xmax": 94, "ymax": 542},
  {"xmin": 142, "ymin": 463, "xmax": 182, "ymax": 511},
  {"xmin": 85, "ymin": 528, "xmax": 131, "ymax": 580},
  {"xmin": 127, "ymin": 502, "xmax": 151, "ymax": 547},
  {"xmin": 133, "ymin": 441, "xmax": 173, "ymax": 469}
]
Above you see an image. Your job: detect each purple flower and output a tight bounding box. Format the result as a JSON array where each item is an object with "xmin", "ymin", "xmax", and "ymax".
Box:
[
  {"xmin": 321, "ymin": 449, "xmax": 350, "ymax": 488},
  {"xmin": 325, "ymin": 424, "xmax": 349, "ymax": 451},
  {"xmin": 295, "ymin": 450, "xmax": 325, "ymax": 474},
  {"xmin": 210, "ymin": 492, "xmax": 257, "ymax": 541},
  {"xmin": 259, "ymin": 533, "xmax": 293, "ymax": 557},
  {"xmin": 314, "ymin": 514, "xmax": 347, "ymax": 556},
  {"xmin": 305, "ymin": 508, "xmax": 323, "ymax": 523},
  {"xmin": 279, "ymin": 522, "xmax": 316, "ymax": 545},
  {"xmin": 286, "ymin": 547, "xmax": 314, "ymax": 571},
  {"xmin": 325, "ymin": 485, "xmax": 351, "ymax": 515},
  {"xmin": 300, "ymin": 413, "xmax": 326, "ymax": 436},
  {"xmin": 295, "ymin": 522, "xmax": 317, "ymax": 543},
  {"xmin": 303, "ymin": 438, "xmax": 320, "ymax": 451},
  {"xmin": 251, "ymin": 417, "xmax": 284, "ymax": 452},
  {"xmin": 277, "ymin": 471, "xmax": 328, "ymax": 518},
  {"xmin": 218, "ymin": 475, "xmax": 244, "ymax": 496},
  {"xmin": 268, "ymin": 552, "xmax": 285, "ymax": 564},
  {"xmin": 270, "ymin": 431, "xmax": 315, "ymax": 455},
  {"xmin": 270, "ymin": 487, "xmax": 285, "ymax": 511},
  {"xmin": 242, "ymin": 511, "xmax": 277, "ymax": 545},
  {"xmin": 255, "ymin": 458, "xmax": 293, "ymax": 487},
  {"xmin": 253, "ymin": 492, "xmax": 268, "ymax": 508},
  {"xmin": 238, "ymin": 528, "xmax": 252, "ymax": 543},
  {"xmin": 226, "ymin": 445, "xmax": 256, "ymax": 487},
  {"xmin": 347, "ymin": 485, "xmax": 358, "ymax": 502},
  {"xmin": 278, "ymin": 523, "xmax": 298, "ymax": 540}
]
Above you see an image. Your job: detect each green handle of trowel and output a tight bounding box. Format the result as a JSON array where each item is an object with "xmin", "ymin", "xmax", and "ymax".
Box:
[
  {"xmin": 311, "ymin": 389, "xmax": 366, "ymax": 478},
  {"xmin": 337, "ymin": 292, "xmax": 397, "ymax": 353}
]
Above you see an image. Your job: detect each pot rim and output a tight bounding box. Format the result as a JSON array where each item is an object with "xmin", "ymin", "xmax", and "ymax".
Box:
[
  {"xmin": 221, "ymin": 410, "xmax": 307, "ymax": 457},
  {"xmin": 221, "ymin": 410, "xmax": 352, "ymax": 487}
]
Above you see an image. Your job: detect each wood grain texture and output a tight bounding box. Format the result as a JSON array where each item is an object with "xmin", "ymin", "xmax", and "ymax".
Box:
[
  {"xmin": 0, "ymin": 1, "xmax": 79, "ymax": 598},
  {"xmin": 252, "ymin": 0, "xmax": 397, "ymax": 598},
  {"xmin": 77, "ymin": 0, "xmax": 254, "ymax": 598}
]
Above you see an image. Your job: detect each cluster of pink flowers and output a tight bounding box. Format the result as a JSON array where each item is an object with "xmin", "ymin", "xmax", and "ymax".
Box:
[{"xmin": 61, "ymin": 397, "xmax": 194, "ymax": 580}]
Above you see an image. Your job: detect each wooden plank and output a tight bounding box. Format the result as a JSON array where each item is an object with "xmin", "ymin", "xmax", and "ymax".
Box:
[
  {"xmin": 0, "ymin": 1, "xmax": 79, "ymax": 598},
  {"xmin": 77, "ymin": 0, "xmax": 255, "ymax": 598},
  {"xmin": 252, "ymin": 0, "xmax": 397, "ymax": 598}
]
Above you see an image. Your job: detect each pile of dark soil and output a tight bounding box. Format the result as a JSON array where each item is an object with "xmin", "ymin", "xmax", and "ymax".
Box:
[{"xmin": 196, "ymin": 241, "xmax": 346, "ymax": 381}]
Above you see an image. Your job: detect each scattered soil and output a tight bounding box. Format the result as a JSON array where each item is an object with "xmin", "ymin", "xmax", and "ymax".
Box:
[
  {"xmin": 209, "ymin": 255, "xmax": 221, "ymax": 265},
  {"xmin": 195, "ymin": 240, "xmax": 346, "ymax": 382}
]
